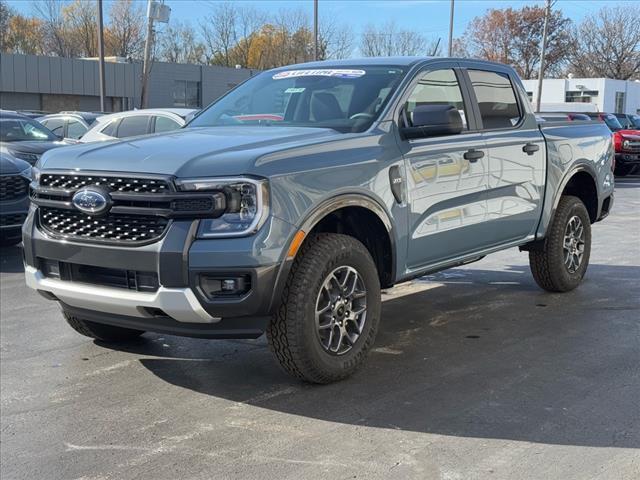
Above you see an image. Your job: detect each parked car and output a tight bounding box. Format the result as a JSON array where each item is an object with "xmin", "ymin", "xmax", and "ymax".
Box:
[
  {"xmin": 80, "ymin": 108, "xmax": 196, "ymax": 142},
  {"xmin": 16, "ymin": 110, "xmax": 51, "ymax": 119},
  {"xmin": 0, "ymin": 110, "xmax": 67, "ymax": 165},
  {"xmin": 613, "ymin": 112, "xmax": 640, "ymax": 130},
  {"xmin": 24, "ymin": 58, "xmax": 614, "ymax": 383},
  {"xmin": 0, "ymin": 152, "xmax": 31, "ymax": 246},
  {"xmin": 587, "ymin": 112, "xmax": 640, "ymax": 176},
  {"xmin": 37, "ymin": 111, "xmax": 104, "ymax": 140}
]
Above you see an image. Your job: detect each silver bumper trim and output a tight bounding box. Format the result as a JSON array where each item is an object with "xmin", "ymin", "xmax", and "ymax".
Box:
[{"xmin": 24, "ymin": 266, "xmax": 220, "ymax": 324}]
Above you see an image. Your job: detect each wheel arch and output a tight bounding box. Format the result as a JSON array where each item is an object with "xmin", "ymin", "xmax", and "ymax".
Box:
[{"xmin": 554, "ymin": 166, "xmax": 599, "ymax": 223}]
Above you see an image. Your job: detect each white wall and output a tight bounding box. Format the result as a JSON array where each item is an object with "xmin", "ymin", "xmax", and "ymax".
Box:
[{"xmin": 522, "ymin": 78, "xmax": 640, "ymax": 114}]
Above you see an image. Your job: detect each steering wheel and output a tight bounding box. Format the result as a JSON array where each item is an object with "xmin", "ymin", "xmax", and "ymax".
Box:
[{"xmin": 349, "ymin": 113, "xmax": 374, "ymax": 120}]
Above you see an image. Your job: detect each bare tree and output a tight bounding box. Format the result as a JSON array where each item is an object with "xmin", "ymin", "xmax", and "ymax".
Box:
[
  {"xmin": 34, "ymin": 0, "xmax": 75, "ymax": 57},
  {"xmin": 105, "ymin": 0, "xmax": 145, "ymax": 59},
  {"xmin": 157, "ymin": 21, "xmax": 205, "ymax": 64},
  {"xmin": 319, "ymin": 19, "xmax": 354, "ymax": 60},
  {"xmin": 1, "ymin": 0, "xmax": 14, "ymax": 52},
  {"xmin": 360, "ymin": 21, "xmax": 434, "ymax": 57},
  {"xmin": 568, "ymin": 6, "xmax": 640, "ymax": 80},
  {"xmin": 200, "ymin": 1, "xmax": 237, "ymax": 66}
]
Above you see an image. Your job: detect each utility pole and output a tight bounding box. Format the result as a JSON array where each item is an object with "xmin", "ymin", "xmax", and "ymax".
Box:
[
  {"xmin": 96, "ymin": 0, "xmax": 106, "ymax": 112},
  {"xmin": 535, "ymin": 0, "xmax": 553, "ymax": 113},
  {"xmin": 313, "ymin": 0, "xmax": 319, "ymax": 60},
  {"xmin": 448, "ymin": 0, "xmax": 455, "ymax": 57},
  {"xmin": 141, "ymin": 0, "xmax": 155, "ymax": 108}
]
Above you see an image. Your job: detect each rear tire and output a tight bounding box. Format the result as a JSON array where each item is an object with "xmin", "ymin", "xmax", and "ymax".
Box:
[
  {"xmin": 63, "ymin": 311, "xmax": 144, "ymax": 342},
  {"xmin": 267, "ymin": 234, "xmax": 381, "ymax": 384},
  {"xmin": 529, "ymin": 195, "xmax": 591, "ymax": 292}
]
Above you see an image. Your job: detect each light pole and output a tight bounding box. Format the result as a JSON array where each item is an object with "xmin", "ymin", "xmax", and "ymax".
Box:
[
  {"xmin": 535, "ymin": 0, "xmax": 553, "ymax": 113},
  {"xmin": 313, "ymin": 0, "xmax": 319, "ymax": 60},
  {"xmin": 448, "ymin": 0, "xmax": 455, "ymax": 56},
  {"xmin": 96, "ymin": 0, "xmax": 106, "ymax": 111},
  {"xmin": 140, "ymin": 0, "xmax": 155, "ymax": 108}
]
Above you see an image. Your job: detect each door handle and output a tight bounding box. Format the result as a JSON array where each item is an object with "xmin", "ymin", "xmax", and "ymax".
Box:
[
  {"xmin": 522, "ymin": 143, "xmax": 540, "ymax": 155},
  {"xmin": 463, "ymin": 149, "xmax": 485, "ymax": 162}
]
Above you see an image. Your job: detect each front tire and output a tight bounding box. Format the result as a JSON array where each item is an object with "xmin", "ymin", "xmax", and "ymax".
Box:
[
  {"xmin": 529, "ymin": 195, "xmax": 591, "ymax": 292},
  {"xmin": 63, "ymin": 310, "xmax": 144, "ymax": 342},
  {"xmin": 267, "ymin": 234, "xmax": 381, "ymax": 384}
]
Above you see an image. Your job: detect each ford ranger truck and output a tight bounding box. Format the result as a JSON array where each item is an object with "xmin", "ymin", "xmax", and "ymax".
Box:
[{"xmin": 24, "ymin": 58, "xmax": 615, "ymax": 383}]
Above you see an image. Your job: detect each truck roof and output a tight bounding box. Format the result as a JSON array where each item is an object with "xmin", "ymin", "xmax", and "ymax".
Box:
[{"xmin": 275, "ymin": 56, "xmax": 520, "ymax": 72}]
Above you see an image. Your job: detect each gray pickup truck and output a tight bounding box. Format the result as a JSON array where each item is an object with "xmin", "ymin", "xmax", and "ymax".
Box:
[{"xmin": 23, "ymin": 57, "xmax": 614, "ymax": 383}]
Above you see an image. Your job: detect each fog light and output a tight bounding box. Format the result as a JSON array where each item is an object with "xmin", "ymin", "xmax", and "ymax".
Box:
[
  {"xmin": 40, "ymin": 258, "xmax": 60, "ymax": 278},
  {"xmin": 199, "ymin": 274, "xmax": 251, "ymax": 298}
]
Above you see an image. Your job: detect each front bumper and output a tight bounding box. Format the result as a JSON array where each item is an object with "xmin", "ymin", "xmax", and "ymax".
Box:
[
  {"xmin": 25, "ymin": 266, "xmax": 218, "ymax": 323},
  {"xmin": 615, "ymin": 152, "xmax": 640, "ymax": 165},
  {"xmin": 23, "ymin": 212, "xmax": 295, "ymax": 338}
]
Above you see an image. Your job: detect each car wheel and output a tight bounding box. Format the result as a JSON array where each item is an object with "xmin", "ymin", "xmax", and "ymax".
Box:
[
  {"xmin": 529, "ymin": 195, "xmax": 591, "ymax": 292},
  {"xmin": 267, "ymin": 233, "xmax": 381, "ymax": 384}
]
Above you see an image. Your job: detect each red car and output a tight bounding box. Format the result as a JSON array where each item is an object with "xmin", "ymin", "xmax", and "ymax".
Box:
[{"xmin": 587, "ymin": 113, "xmax": 640, "ymax": 176}]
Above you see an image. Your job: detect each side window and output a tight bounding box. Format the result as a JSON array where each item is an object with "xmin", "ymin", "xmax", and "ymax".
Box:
[
  {"xmin": 154, "ymin": 116, "xmax": 181, "ymax": 133},
  {"xmin": 405, "ymin": 69, "xmax": 468, "ymax": 129},
  {"xmin": 116, "ymin": 115, "xmax": 150, "ymax": 138},
  {"xmin": 42, "ymin": 118, "xmax": 65, "ymax": 136},
  {"xmin": 100, "ymin": 119, "xmax": 119, "ymax": 137},
  {"xmin": 468, "ymin": 69, "xmax": 521, "ymax": 129},
  {"xmin": 67, "ymin": 119, "xmax": 87, "ymax": 139}
]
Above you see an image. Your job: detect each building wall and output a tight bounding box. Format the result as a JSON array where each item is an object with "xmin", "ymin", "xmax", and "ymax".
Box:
[
  {"xmin": 0, "ymin": 53, "xmax": 255, "ymax": 112},
  {"xmin": 522, "ymin": 77, "xmax": 640, "ymax": 114}
]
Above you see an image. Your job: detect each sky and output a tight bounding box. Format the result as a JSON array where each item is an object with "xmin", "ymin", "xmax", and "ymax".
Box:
[{"xmin": 6, "ymin": 0, "xmax": 636, "ymax": 52}]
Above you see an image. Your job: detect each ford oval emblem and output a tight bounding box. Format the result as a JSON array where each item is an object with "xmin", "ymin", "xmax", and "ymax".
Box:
[{"xmin": 72, "ymin": 188, "xmax": 110, "ymax": 215}]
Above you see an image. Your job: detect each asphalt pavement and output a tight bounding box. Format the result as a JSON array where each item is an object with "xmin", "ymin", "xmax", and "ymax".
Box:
[{"xmin": 1, "ymin": 177, "xmax": 639, "ymax": 480}]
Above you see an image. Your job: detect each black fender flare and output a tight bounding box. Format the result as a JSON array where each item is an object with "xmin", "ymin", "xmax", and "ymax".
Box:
[{"xmin": 268, "ymin": 193, "xmax": 397, "ymax": 311}]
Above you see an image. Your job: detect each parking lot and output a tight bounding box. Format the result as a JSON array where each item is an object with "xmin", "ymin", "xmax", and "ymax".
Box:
[{"xmin": 1, "ymin": 176, "xmax": 638, "ymax": 480}]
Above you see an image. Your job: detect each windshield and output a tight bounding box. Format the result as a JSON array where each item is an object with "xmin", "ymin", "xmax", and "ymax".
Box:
[
  {"xmin": 600, "ymin": 114, "xmax": 623, "ymax": 132},
  {"xmin": 189, "ymin": 66, "xmax": 408, "ymax": 133},
  {"xmin": 1, "ymin": 118, "xmax": 57, "ymax": 142},
  {"xmin": 629, "ymin": 115, "xmax": 640, "ymax": 129}
]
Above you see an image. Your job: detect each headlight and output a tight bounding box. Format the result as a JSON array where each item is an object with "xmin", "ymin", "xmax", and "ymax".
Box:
[
  {"xmin": 30, "ymin": 166, "xmax": 40, "ymax": 182},
  {"xmin": 176, "ymin": 177, "xmax": 269, "ymax": 238},
  {"xmin": 11, "ymin": 151, "xmax": 40, "ymax": 165},
  {"xmin": 622, "ymin": 140, "xmax": 630, "ymax": 150}
]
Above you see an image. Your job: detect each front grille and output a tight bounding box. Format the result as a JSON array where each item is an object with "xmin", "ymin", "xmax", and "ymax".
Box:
[
  {"xmin": 0, "ymin": 175, "xmax": 29, "ymax": 201},
  {"xmin": 40, "ymin": 174, "xmax": 171, "ymax": 193},
  {"xmin": 0, "ymin": 213, "xmax": 27, "ymax": 227},
  {"xmin": 623, "ymin": 142, "xmax": 640, "ymax": 153},
  {"xmin": 40, "ymin": 207, "xmax": 169, "ymax": 243}
]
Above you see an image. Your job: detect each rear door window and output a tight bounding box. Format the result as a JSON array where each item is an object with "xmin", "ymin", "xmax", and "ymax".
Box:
[
  {"xmin": 468, "ymin": 70, "xmax": 522, "ymax": 129},
  {"xmin": 41, "ymin": 118, "xmax": 65, "ymax": 137},
  {"xmin": 67, "ymin": 119, "xmax": 87, "ymax": 139},
  {"xmin": 116, "ymin": 116, "xmax": 150, "ymax": 138},
  {"xmin": 154, "ymin": 116, "xmax": 181, "ymax": 133}
]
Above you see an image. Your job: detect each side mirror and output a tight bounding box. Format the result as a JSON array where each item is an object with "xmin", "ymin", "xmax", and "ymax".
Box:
[{"xmin": 401, "ymin": 104, "xmax": 463, "ymax": 139}]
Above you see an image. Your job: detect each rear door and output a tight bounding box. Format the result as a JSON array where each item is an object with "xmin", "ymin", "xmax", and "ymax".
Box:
[
  {"xmin": 463, "ymin": 66, "xmax": 545, "ymax": 245},
  {"xmin": 397, "ymin": 63, "xmax": 490, "ymax": 270}
]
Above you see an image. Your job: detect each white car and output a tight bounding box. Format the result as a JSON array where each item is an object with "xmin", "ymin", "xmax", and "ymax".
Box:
[{"xmin": 80, "ymin": 108, "xmax": 197, "ymax": 143}]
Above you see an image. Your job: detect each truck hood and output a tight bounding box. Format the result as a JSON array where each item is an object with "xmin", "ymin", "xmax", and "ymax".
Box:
[
  {"xmin": 0, "ymin": 153, "xmax": 31, "ymax": 175},
  {"xmin": 39, "ymin": 126, "xmax": 340, "ymax": 177},
  {"xmin": 618, "ymin": 129, "xmax": 640, "ymax": 140}
]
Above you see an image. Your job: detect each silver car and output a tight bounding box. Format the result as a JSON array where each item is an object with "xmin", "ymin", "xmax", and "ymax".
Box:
[{"xmin": 80, "ymin": 108, "xmax": 197, "ymax": 143}]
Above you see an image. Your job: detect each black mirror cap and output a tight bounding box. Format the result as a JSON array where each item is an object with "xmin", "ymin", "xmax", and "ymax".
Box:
[{"xmin": 401, "ymin": 104, "xmax": 463, "ymax": 139}]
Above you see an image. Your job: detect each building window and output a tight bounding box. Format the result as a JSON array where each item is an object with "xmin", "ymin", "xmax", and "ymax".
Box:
[
  {"xmin": 565, "ymin": 90, "xmax": 599, "ymax": 103},
  {"xmin": 173, "ymin": 80, "xmax": 200, "ymax": 108},
  {"xmin": 526, "ymin": 91, "xmax": 533, "ymax": 101},
  {"xmin": 615, "ymin": 92, "xmax": 625, "ymax": 113}
]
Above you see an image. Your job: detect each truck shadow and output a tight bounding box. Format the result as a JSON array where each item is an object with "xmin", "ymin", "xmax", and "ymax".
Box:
[{"xmin": 113, "ymin": 263, "xmax": 640, "ymax": 449}]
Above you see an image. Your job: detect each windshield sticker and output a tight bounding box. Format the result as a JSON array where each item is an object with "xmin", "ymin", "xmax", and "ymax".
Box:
[
  {"xmin": 285, "ymin": 87, "xmax": 306, "ymax": 93},
  {"xmin": 273, "ymin": 69, "xmax": 366, "ymax": 80}
]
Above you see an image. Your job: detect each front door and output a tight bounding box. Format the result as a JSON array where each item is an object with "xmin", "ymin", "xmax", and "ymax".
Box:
[{"xmin": 397, "ymin": 67, "xmax": 490, "ymax": 271}]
